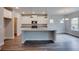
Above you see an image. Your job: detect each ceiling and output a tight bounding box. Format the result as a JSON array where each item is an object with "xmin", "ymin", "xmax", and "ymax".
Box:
[{"xmin": 13, "ymin": 7, "xmax": 79, "ymax": 16}]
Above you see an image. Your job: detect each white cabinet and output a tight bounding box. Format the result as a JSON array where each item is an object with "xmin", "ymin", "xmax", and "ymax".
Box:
[
  {"xmin": 22, "ymin": 16, "xmax": 31, "ymax": 24},
  {"xmin": 22, "ymin": 16, "xmax": 48, "ymax": 24},
  {"xmin": 38, "ymin": 16, "xmax": 48, "ymax": 24},
  {"xmin": 4, "ymin": 9, "xmax": 12, "ymax": 18}
]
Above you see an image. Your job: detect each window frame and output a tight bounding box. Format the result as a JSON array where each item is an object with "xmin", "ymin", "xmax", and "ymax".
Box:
[{"xmin": 71, "ymin": 17, "xmax": 79, "ymax": 31}]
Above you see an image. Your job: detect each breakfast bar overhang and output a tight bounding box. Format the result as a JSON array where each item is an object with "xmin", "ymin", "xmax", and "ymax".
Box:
[{"xmin": 21, "ymin": 28, "xmax": 56, "ymax": 44}]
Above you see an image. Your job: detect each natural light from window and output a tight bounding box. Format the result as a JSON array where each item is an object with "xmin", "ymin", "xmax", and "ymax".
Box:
[
  {"xmin": 60, "ymin": 18, "xmax": 64, "ymax": 23},
  {"xmin": 50, "ymin": 19, "xmax": 54, "ymax": 23},
  {"xmin": 71, "ymin": 17, "xmax": 78, "ymax": 31}
]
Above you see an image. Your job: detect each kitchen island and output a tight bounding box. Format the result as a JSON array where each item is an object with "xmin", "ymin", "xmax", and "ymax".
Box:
[{"xmin": 21, "ymin": 28, "xmax": 56, "ymax": 44}]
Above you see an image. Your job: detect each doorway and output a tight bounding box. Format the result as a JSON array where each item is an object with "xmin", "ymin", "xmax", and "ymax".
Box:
[{"xmin": 4, "ymin": 17, "xmax": 13, "ymax": 39}]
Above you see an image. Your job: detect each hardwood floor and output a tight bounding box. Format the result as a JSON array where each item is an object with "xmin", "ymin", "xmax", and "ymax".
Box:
[{"xmin": 1, "ymin": 34, "xmax": 79, "ymax": 51}]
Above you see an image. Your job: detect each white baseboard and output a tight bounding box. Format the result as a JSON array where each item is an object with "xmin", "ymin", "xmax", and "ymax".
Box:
[
  {"xmin": 56, "ymin": 33, "xmax": 65, "ymax": 34},
  {"xmin": 65, "ymin": 32, "xmax": 79, "ymax": 38}
]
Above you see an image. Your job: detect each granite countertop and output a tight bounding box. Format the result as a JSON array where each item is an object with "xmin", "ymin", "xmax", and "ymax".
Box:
[
  {"xmin": 21, "ymin": 28, "xmax": 56, "ymax": 31},
  {"xmin": 21, "ymin": 24, "xmax": 56, "ymax": 31}
]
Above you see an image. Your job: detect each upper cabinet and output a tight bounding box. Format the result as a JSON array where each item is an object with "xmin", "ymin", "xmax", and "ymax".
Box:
[
  {"xmin": 21, "ymin": 14, "xmax": 48, "ymax": 24},
  {"xmin": 37, "ymin": 16, "xmax": 48, "ymax": 24},
  {"xmin": 3, "ymin": 8, "xmax": 12, "ymax": 18}
]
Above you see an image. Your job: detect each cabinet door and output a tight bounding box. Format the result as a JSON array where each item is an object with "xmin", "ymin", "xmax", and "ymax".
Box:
[{"xmin": 4, "ymin": 9, "xmax": 12, "ymax": 18}]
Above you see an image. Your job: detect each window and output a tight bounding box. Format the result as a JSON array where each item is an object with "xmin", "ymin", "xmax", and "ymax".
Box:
[
  {"xmin": 50, "ymin": 19, "xmax": 54, "ymax": 23},
  {"xmin": 65, "ymin": 18, "xmax": 69, "ymax": 20},
  {"xmin": 60, "ymin": 18, "xmax": 64, "ymax": 23},
  {"xmin": 71, "ymin": 18, "xmax": 78, "ymax": 31}
]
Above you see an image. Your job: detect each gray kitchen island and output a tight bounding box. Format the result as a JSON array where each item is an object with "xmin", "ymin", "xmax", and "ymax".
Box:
[{"xmin": 21, "ymin": 28, "xmax": 56, "ymax": 44}]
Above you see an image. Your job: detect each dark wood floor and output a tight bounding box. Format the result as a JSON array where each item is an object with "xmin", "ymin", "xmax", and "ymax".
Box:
[{"xmin": 1, "ymin": 34, "xmax": 79, "ymax": 51}]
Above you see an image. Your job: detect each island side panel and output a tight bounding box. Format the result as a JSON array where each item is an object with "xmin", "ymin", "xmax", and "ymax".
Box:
[
  {"xmin": 21, "ymin": 31, "xmax": 49, "ymax": 43},
  {"xmin": 48, "ymin": 31, "xmax": 56, "ymax": 42}
]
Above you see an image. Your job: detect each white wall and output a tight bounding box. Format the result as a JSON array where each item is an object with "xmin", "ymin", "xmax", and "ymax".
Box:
[
  {"xmin": 0, "ymin": 8, "xmax": 4, "ymax": 46},
  {"xmin": 64, "ymin": 11, "xmax": 79, "ymax": 37},
  {"xmin": 48, "ymin": 15, "xmax": 65, "ymax": 33}
]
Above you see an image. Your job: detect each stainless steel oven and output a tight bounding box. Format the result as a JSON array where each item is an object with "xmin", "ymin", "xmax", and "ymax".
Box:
[{"xmin": 31, "ymin": 21, "xmax": 37, "ymax": 28}]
